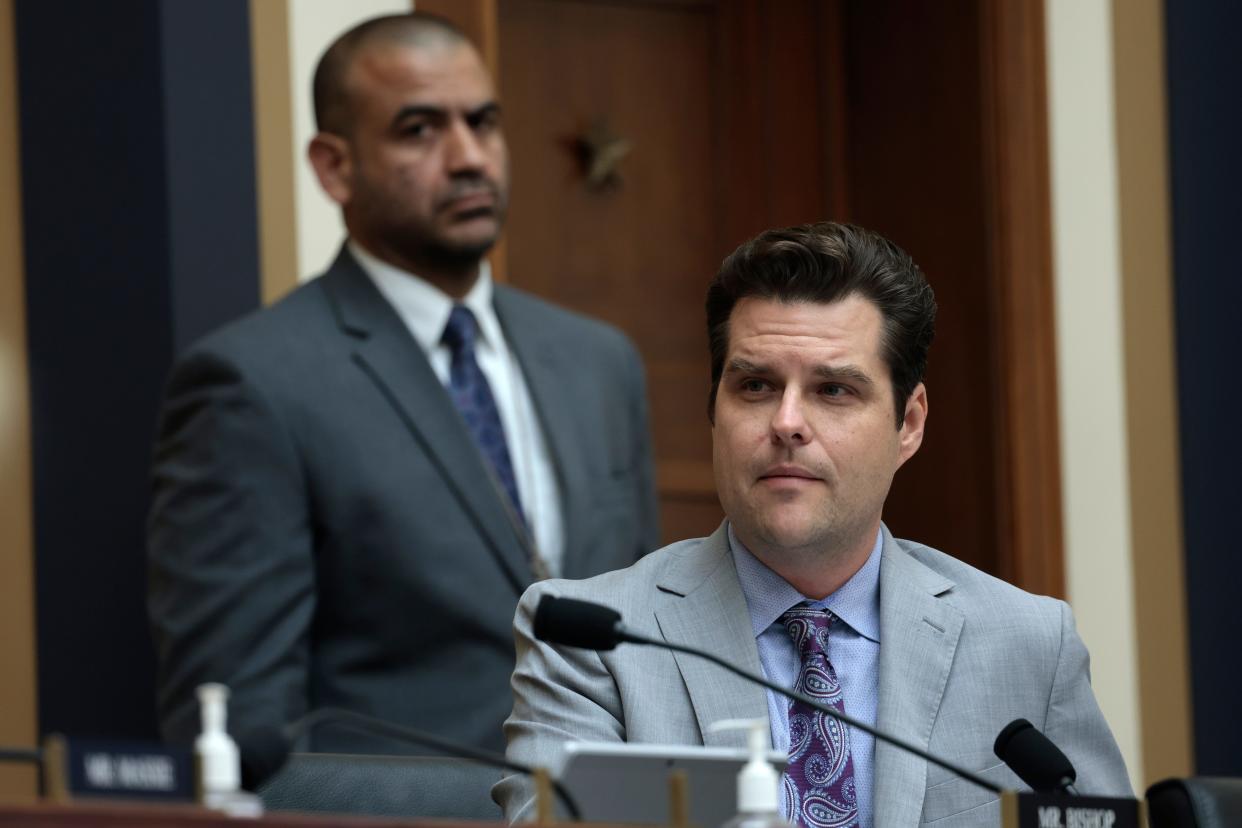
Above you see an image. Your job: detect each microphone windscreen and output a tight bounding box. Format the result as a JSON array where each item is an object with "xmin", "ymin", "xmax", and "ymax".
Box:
[
  {"xmin": 993, "ymin": 718, "xmax": 1077, "ymax": 793},
  {"xmin": 533, "ymin": 595, "xmax": 624, "ymax": 650}
]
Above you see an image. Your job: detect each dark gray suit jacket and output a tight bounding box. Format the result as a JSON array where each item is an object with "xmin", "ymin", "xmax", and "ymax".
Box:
[{"xmin": 147, "ymin": 247, "xmax": 658, "ymax": 757}]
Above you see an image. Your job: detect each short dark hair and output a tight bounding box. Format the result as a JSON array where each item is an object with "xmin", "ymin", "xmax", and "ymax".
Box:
[
  {"xmin": 706, "ymin": 222, "xmax": 936, "ymax": 425},
  {"xmin": 312, "ymin": 12, "xmax": 470, "ymax": 134}
]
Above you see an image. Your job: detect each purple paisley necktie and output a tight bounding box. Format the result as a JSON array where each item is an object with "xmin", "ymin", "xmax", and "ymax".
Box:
[
  {"xmin": 442, "ymin": 305, "xmax": 526, "ymax": 526},
  {"xmin": 781, "ymin": 604, "xmax": 859, "ymax": 828}
]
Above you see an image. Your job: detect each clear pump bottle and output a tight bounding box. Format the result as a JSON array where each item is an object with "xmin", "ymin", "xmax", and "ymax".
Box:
[
  {"xmin": 709, "ymin": 718, "xmax": 796, "ymax": 828},
  {"xmin": 195, "ymin": 683, "xmax": 263, "ymax": 817}
]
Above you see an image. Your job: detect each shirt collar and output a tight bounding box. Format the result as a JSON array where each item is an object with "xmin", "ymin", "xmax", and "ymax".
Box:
[
  {"xmin": 728, "ymin": 522, "xmax": 882, "ymax": 643},
  {"xmin": 348, "ymin": 239, "xmax": 500, "ymax": 353}
]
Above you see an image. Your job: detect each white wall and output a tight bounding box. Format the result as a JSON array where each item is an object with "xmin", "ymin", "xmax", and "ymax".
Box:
[
  {"xmin": 287, "ymin": 0, "xmax": 411, "ymax": 281},
  {"xmin": 1045, "ymin": 0, "xmax": 1143, "ymax": 790}
]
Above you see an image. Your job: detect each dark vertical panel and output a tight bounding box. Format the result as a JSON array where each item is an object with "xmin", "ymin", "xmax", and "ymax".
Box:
[
  {"xmin": 17, "ymin": 0, "xmax": 259, "ymax": 741},
  {"xmin": 161, "ymin": 2, "xmax": 260, "ymax": 351},
  {"xmin": 1164, "ymin": 0, "xmax": 1242, "ymax": 776}
]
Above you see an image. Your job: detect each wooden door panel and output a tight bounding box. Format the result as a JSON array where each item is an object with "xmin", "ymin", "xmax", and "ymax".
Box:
[
  {"xmin": 839, "ymin": 0, "xmax": 1001, "ymax": 574},
  {"xmin": 444, "ymin": 0, "xmax": 1066, "ymax": 589},
  {"xmin": 499, "ymin": 0, "xmax": 725, "ymax": 541}
]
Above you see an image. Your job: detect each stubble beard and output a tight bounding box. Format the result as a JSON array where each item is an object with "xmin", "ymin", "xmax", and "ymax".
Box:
[
  {"xmin": 352, "ymin": 169, "xmax": 507, "ymax": 281},
  {"xmin": 739, "ymin": 487, "xmax": 880, "ymax": 584}
]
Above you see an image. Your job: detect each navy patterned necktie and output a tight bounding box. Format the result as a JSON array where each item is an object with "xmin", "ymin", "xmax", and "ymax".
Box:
[
  {"xmin": 781, "ymin": 604, "xmax": 859, "ymax": 828},
  {"xmin": 441, "ymin": 305, "xmax": 526, "ymax": 527}
]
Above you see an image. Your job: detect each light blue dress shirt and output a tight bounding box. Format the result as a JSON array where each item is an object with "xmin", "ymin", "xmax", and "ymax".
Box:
[{"xmin": 729, "ymin": 524, "xmax": 882, "ymax": 828}]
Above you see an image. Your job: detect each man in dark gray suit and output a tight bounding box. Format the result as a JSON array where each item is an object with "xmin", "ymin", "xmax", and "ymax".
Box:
[{"xmin": 147, "ymin": 12, "xmax": 658, "ymax": 769}]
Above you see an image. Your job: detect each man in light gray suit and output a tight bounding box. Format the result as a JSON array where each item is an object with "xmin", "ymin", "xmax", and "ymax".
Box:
[
  {"xmin": 147, "ymin": 13, "xmax": 657, "ymax": 773},
  {"xmin": 497, "ymin": 223, "xmax": 1129, "ymax": 826}
]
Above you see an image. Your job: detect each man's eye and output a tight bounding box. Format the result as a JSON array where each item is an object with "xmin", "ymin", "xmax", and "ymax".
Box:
[
  {"xmin": 470, "ymin": 110, "xmax": 501, "ymax": 132},
  {"xmin": 401, "ymin": 122, "xmax": 432, "ymax": 138},
  {"xmin": 741, "ymin": 379, "xmax": 769, "ymax": 393},
  {"xmin": 821, "ymin": 383, "xmax": 850, "ymax": 398}
]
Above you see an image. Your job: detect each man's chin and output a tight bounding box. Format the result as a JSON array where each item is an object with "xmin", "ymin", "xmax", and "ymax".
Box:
[
  {"xmin": 740, "ymin": 514, "xmax": 833, "ymax": 558},
  {"xmin": 421, "ymin": 231, "xmax": 500, "ymax": 270},
  {"xmin": 443, "ymin": 221, "xmax": 502, "ymax": 256}
]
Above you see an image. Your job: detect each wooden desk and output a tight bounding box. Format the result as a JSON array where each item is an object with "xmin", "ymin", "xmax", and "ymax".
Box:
[{"xmin": 0, "ymin": 802, "xmax": 492, "ymax": 827}]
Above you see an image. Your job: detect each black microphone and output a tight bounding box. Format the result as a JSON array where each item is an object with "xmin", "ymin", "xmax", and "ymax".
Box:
[
  {"xmin": 533, "ymin": 595, "xmax": 1004, "ymax": 795},
  {"xmin": 236, "ymin": 706, "xmax": 581, "ymax": 820},
  {"xmin": 533, "ymin": 595, "xmax": 634, "ymax": 649},
  {"xmin": 993, "ymin": 718, "xmax": 1077, "ymax": 794}
]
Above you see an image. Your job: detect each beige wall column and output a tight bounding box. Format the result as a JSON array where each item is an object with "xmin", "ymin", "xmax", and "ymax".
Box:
[
  {"xmin": 250, "ymin": 0, "xmax": 412, "ymax": 296},
  {"xmin": 251, "ymin": 0, "xmax": 299, "ymax": 305},
  {"xmin": 1112, "ymin": 0, "xmax": 1194, "ymax": 785},
  {"xmin": 1048, "ymin": 0, "xmax": 1192, "ymax": 794},
  {"xmin": 1045, "ymin": 0, "xmax": 1144, "ymax": 790},
  {"xmin": 0, "ymin": 0, "xmax": 39, "ymax": 803},
  {"xmin": 1046, "ymin": 0, "xmax": 1196, "ymax": 791}
]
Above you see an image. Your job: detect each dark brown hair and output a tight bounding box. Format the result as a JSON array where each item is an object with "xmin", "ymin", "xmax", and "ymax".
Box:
[{"xmin": 706, "ymin": 222, "xmax": 936, "ymax": 425}]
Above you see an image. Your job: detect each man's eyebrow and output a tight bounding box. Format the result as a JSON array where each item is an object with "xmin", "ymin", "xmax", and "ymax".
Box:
[
  {"xmin": 467, "ymin": 101, "xmax": 501, "ymax": 119},
  {"xmin": 724, "ymin": 358, "xmax": 874, "ymax": 387},
  {"xmin": 724, "ymin": 358, "xmax": 768, "ymax": 375},
  {"xmin": 391, "ymin": 104, "xmax": 446, "ymax": 128},
  {"xmin": 813, "ymin": 364, "xmax": 875, "ymax": 386},
  {"xmin": 390, "ymin": 101, "xmax": 500, "ymax": 129}
]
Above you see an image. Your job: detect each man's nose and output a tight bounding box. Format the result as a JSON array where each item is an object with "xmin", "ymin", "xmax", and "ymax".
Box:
[
  {"xmin": 770, "ymin": 389, "xmax": 811, "ymax": 445},
  {"xmin": 445, "ymin": 120, "xmax": 487, "ymax": 172}
]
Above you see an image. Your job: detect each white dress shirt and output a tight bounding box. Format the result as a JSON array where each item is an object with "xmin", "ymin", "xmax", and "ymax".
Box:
[{"xmin": 349, "ymin": 241, "xmax": 566, "ymax": 576}]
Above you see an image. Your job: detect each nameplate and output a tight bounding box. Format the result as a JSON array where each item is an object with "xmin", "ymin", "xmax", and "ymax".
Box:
[
  {"xmin": 1001, "ymin": 791, "xmax": 1144, "ymax": 828},
  {"xmin": 43, "ymin": 735, "xmax": 196, "ymax": 803}
]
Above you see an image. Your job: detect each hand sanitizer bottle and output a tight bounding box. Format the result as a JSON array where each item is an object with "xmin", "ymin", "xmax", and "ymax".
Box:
[
  {"xmin": 710, "ymin": 718, "xmax": 796, "ymax": 828},
  {"xmin": 195, "ymin": 683, "xmax": 263, "ymax": 817}
]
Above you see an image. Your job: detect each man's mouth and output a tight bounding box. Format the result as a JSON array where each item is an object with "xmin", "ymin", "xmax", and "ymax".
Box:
[
  {"xmin": 445, "ymin": 191, "xmax": 496, "ymax": 213},
  {"xmin": 440, "ymin": 181, "xmax": 499, "ymax": 217},
  {"xmin": 758, "ymin": 464, "xmax": 821, "ymax": 482}
]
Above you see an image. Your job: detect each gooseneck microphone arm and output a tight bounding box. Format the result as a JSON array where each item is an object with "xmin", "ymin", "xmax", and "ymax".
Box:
[
  {"xmin": 532, "ymin": 595, "xmax": 1002, "ymax": 796},
  {"xmin": 292, "ymin": 707, "xmax": 582, "ymax": 821},
  {"xmin": 617, "ymin": 627, "xmax": 1003, "ymax": 795}
]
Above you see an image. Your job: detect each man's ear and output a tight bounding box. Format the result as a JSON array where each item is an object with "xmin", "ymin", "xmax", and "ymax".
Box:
[
  {"xmin": 895, "ymin": 382, "xmax": 927, "ymax": 469},
  {"xmin": 307, "ymin": 132, "xmax": 353, "ymax": 205}
]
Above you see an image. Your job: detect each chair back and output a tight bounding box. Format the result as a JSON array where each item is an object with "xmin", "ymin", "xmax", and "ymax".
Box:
[
  {"xmin": 259, "ymin": 752, "xmax": 503, "ymax": 820},
  {"xmin": 1147, "ymin": 777, "xmax": 1242, "ymax": 828}
]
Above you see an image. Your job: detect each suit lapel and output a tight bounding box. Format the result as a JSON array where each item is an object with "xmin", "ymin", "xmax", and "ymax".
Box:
[
  {"xmin": 652, "ymin": 525, "xmax": 771, "ymax": 749},
  {"xmin": 320, "ymin": 249, "xmax": 533, "ymax": 594},
  {"xmin": 873, "ymin": 527, "xmax": 963, "ymax": 827},
  {"xmin": 493, "ymin": 288, "xmax": 596, "ymax": 579}
]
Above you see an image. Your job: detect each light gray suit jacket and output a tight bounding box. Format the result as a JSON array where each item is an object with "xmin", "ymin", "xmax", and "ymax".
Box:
[
  {"xmin": 497, "ymin": 523, "xmax": 1130, "ymax": 826},
  {"xmin": 148, "ymin": 246, "xmax": 659, "ymax": 760}
]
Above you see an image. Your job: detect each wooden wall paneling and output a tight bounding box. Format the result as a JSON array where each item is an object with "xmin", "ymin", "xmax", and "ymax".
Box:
[
  {"xmin": 755, "ymin": 0, "xmax": 830, "ymax": 228},
  {"xmin": 840, "ymin": 0, "xmax": 1003, "ymax": 576},
  {"xmin": 455, "ymin": 0, "xmax": 1055, "ymax": 580},
  {"xmin": 978, "ymin": 0, "xmax": 1065, "ymax": 597},
  {"xmin": 712, "ymin": 0, "xmax": 769, "ymax": 250},
  {"xmin": 819, "ymin": 0, "xmax": 852, "ymax": 221},
  {"xmin": 496, "ymin": 0, "xmax": 726, "ymax": 542}
]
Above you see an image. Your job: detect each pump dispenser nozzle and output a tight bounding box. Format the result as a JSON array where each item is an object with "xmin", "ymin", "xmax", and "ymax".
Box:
[{"xmin": 708, "ymin": 718, "xmax": 794, "ymax": 828}]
